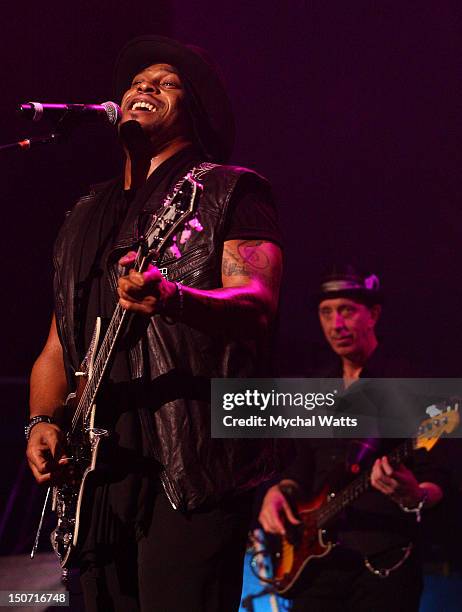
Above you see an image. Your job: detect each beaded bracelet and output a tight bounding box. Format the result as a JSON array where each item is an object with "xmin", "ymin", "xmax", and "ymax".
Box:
[
  {"xmin": 25, "ymin": 415, "xmax": 54, "ymax": 441},
  {"xmin": 399, "ymin": 489, "xmax": 428, "ymax": 523}
]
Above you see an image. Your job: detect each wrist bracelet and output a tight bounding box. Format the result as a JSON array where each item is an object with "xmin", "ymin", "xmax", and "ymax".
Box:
[
  {"xmin": 25, "ymin": 415, "xmax": 54, "ymax": 441},
  {"xmin": 160, "ymin": 281, "xmax": 184, "ymax": 324},
  {"xmin": 399, "ymin": 489, "xmax": 428, "ymax": 523},
  {"xmin": 175, "ymin": 282, "xmax": 184, "ymax": 320}
]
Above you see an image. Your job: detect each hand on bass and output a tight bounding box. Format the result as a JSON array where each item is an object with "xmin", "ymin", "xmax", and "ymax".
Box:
[
  {"xmin": 258, "ymin": 481, "xmax": 301, "ymax": 536},
  {"xmin": 26, "ymin": 423, "xmax": 69, "ymax": 484}
]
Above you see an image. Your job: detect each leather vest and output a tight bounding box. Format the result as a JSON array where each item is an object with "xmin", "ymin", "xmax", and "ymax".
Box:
[{"xmin": 53, "ymin": 162, "xmax": 280, "ymax": 511}]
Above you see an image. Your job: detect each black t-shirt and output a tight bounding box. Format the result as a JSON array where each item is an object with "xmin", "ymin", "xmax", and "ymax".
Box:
[{"xmin": 224, "ymin": 173, "xmax": 282, "ymax": 246}]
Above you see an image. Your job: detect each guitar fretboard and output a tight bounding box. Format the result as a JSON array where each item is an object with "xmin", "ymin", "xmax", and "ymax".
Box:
[
  {"xmin": 71, "ymin": 280, "xmax": 136, "ymax": 432},
  {"xmin": 315, "ymin": 439, "xmax": 414, "ymax": 527}
]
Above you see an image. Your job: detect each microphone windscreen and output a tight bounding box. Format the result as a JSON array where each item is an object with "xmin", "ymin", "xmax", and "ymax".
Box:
[{"xmin": 101, "ymin": 101, "xmax": 121, "ymax": 125}]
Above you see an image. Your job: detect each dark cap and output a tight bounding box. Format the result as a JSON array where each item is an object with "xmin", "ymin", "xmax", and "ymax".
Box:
[
  {"xmin": 114, "ymin": 35, "xmax": 235, "ymax": 163},
  {"xmin": 313, "ymin": 264, "xmax": 384, "ymax": 307}
]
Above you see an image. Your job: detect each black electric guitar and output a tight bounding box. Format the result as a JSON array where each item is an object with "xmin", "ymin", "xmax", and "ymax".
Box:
[
  {"xmin": 254, "ymin": 404, "xmax": 459, "ymax": 595},
  {"xmin": 37, "ymin": 171, "xmax": 203, "ymax": 569}
]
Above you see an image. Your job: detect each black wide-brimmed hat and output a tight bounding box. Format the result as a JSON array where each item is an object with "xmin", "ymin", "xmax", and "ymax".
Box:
[
  {"xmin": 114, "ymin": 35, "xmax": 235, "ymax": 163},
  {"xmin": 313, "ymin": 264, "xmax": 384, "ymax": 307}
]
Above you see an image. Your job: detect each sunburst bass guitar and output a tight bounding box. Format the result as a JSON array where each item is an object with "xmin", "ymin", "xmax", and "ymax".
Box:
[{"xmin": 255, "ymin": 404, "xmax": 459, "ymax": 595}]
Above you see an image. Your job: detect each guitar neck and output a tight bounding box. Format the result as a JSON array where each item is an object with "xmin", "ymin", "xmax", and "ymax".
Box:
[
  {"xmin": 85, "ymin": 305, "xmax": 129, "ymax": 406},
  {"xmin": 316, "ymin": 438, "xmax": 415, "ymax": 528},
  {"xmin": 71, "ymin": 254, "xmax": 148, "ymax": 432}
]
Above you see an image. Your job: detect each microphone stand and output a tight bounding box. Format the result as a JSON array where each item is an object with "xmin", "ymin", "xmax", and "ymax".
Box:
[
  {"xmin": 0, "ymin": 132, "xmax": 62, "ymax": 153},
  {"xmin": 0, "ymin": 110, "xmax": 87, "ymax": 153}
]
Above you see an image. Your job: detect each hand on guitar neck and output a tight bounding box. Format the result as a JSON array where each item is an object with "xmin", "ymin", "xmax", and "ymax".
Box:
[
  {"xmin": 117, "ymin": 251, "xmax": 179, "ymax": 317},
  {"xmin": 371, "ymin": 455, "xmax": 442, "ymax": 509}
]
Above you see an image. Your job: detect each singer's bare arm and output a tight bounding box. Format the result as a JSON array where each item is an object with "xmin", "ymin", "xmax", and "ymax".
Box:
[
  {"xmin": 118, "ymin": 239, "xmax": 282, "ymax": 337},
  {"xmin": 27, "ymin": 314, "xmax": 68, "ymax": 483}
]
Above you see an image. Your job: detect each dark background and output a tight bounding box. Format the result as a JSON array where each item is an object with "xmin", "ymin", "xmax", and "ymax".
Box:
[
  {"xmin": 2, "ymin": 1, "xmax": 462, "ymax": 378},
  {"xmin": 1, "ymin": 0, "xmax": 462, "ymax": 560}
]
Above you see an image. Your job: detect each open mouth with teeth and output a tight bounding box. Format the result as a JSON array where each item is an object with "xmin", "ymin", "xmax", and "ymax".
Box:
[{"xmin": 130, "ymin": 101, "xmax": 157, "ymax": 113}]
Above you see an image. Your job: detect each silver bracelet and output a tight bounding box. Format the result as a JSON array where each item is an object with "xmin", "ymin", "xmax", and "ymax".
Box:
[{"xmin": 399, "ymin": 489, "xmax": 428, "ymax": 523}]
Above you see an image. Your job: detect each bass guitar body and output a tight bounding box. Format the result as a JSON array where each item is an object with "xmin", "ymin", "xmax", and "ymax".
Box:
[
  {"xmin": 261, "ymin": 403, "xmax": 459, "ymax": 596},
  {"xmin": 272, "ymin": 486, "xmax": 334, "ymax": 595}
]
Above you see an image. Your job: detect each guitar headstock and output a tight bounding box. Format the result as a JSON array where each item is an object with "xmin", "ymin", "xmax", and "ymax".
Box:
[
  {"xmin": 414, "ymin": 400, "xmax": 460, "ymax": 451},
  {"xmin": 144, "ymin": 171, "xmax": 203, "ymax": 260}
]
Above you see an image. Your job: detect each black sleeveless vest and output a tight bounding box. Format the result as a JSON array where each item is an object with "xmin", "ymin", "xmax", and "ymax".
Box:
[{"xmin": 53, "ymin": 163, "xmax": 281, "ymax": 510}]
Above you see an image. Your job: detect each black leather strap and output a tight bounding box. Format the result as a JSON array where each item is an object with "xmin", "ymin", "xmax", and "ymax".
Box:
[{"xmin": 25, "ymin": 415, "xmax": 54, "ymax": 440}]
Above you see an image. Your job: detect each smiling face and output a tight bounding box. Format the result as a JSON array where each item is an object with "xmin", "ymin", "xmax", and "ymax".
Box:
[
  {"xmin": 120, "ymin": 63, "xmax": 192, "ymax": 147},
  {"xmin": 318, "ymin": 297, "xmax": 380, "ymax": 362}
]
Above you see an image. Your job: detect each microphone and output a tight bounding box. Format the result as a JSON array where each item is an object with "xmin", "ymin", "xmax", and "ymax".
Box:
[{"xmin": 17, "ymin": 101, "xmax": 121, "ymax": 126}]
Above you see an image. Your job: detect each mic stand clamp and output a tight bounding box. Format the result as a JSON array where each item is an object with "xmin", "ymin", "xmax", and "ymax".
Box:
[{"xmin": 0, "ymin": 132, "xmax": 62, "ymax": 153}]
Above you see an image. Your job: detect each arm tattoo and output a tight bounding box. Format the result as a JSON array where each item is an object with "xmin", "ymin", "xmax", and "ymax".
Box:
[
  {"xmin": 237, "ymin": 240, "xmax": 270, "ymax": 270},
  {"xmin": 222, "ymin": 248, "xmax": 250, "ymax": 277},
  {"xmin": 222, "ymin": 240, "xmax": 278, "ymax": 291}
]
